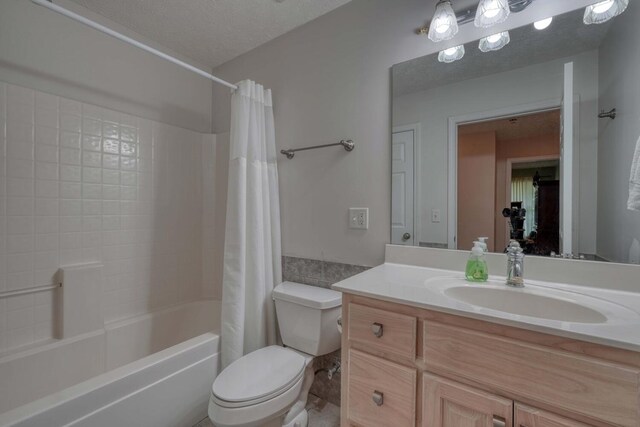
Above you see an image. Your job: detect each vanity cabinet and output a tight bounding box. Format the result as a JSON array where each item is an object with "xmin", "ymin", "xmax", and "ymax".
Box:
[{"xmin": 341, "ymin": 294, "xmax": 640, "ymax": 427}]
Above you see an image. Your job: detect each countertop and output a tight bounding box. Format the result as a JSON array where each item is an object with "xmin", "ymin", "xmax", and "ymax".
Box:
[{"xmin": 332, "ymin": 263, "xmax": 640, "ymax": 352}]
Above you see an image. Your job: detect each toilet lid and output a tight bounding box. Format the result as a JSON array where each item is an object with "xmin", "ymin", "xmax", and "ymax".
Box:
[{"xmin": 212, "ymin": 346, "xmax": 306, "ymax": 406}]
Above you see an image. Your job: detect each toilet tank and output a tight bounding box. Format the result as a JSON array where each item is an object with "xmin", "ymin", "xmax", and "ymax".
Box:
[{"xmin": 272, "ymin": 282, "xmax": 342, "ymax": 356}]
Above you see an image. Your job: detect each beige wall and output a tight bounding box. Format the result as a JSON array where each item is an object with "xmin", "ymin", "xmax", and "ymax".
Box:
[
  {"xmin": 210, "ymin": 0, "xmax": 595, "ymax": 267},
  {"xmin": 458, "ymin": 131, "xmax": 496, "ymax": 252},
  {"xmin": 495, "ymin": 134, "xmax": 560, "ymax": 249},
  {"xmin": 0, "ymin": 0, "xmax": 213, "ymax": 133}
]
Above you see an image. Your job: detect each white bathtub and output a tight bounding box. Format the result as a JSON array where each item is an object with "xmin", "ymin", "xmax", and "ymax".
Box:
[{"xmin": 0, "ymin": 300, "xmax": 220, "ymax": 427}]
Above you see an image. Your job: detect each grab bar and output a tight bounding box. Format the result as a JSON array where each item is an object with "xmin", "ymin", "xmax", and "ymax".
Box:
[{"xmin": 0, "ymin": 283, "xmax": 61, "ymax": 299}]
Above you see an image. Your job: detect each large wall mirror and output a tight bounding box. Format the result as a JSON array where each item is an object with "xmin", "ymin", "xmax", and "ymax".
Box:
[{"xmin": 391, "ymin": 4, "xmax": 640, "ymax": 264}]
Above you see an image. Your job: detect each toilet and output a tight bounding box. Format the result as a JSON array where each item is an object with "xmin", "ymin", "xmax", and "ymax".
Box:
[{"xmin": 208, "ymin": 281, "xmax": 342, "ymax": 427}]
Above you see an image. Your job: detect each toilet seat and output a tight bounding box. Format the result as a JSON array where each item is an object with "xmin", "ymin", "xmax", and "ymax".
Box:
[{"xmin": 211, "ymin": 346, "xmax": 306, "ymax": 408}]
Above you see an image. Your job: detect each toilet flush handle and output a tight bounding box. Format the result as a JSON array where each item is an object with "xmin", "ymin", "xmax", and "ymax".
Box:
[{"xmin": 371, "ymin": 322, "xmax": 383, "ymax": 338}]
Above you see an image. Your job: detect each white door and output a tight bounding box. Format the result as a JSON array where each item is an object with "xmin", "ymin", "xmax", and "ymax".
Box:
[
  {"xmin": 560, "ymin": 62, "xmax": 574, "ymax": 255},
  {"xmin": 392, "ymin": 129, "xmax": 415, "ymax": 245}
]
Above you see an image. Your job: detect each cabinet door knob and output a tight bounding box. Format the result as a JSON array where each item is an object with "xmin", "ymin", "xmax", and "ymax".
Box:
[
  {"xmin": 371, "ymin": 322, "xmax": 383, "ymax": 338},
  {"xmin": 402, "ymin": 232, "xmax": 411, "ymax": 241},
  {"xmin": 372, "ymin": 390, "xmax": 384, "ymax": 406},
  {"xmin": 492, "ymin": 416, "xmax": 506, "ymax": 427}
]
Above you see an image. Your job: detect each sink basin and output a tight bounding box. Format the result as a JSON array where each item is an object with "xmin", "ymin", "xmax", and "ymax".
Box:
[{"xmin": 444, "ymin": 286, "xmax": 608, "ymax": 324}]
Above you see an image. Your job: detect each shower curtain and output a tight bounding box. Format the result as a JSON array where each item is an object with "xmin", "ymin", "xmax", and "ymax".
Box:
[{"xmin": 221, "ymin": 80, "xmax": 282, "ymax": 368}]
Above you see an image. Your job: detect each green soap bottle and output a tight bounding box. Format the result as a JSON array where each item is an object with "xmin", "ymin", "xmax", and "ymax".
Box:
[{"xmin": 465, "ymin": 241, "xmax": 488, "ymax": 282}]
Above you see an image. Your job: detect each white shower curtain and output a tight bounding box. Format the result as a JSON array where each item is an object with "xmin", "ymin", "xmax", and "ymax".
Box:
[
  {"xmin": 511, "ymin": 176, "xmax": 536, "ymax": 237},
  {"xmin": 221, "ymin": 80, "xmax": 282, "ymax": 368}
]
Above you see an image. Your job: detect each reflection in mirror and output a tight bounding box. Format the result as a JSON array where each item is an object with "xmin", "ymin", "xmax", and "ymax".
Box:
[
  {"xmin": 391, "ymin": 5, "xmax": 640, "ymax": 264},
  {"xmin": 457, "ymin": 111, "xmax": 560, "ymax": 255}
]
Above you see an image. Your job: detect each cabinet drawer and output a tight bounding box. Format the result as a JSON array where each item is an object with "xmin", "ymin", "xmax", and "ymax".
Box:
[
  {"xmin": 348, "ymin": 303, "xmax": 416, "ymax": 359},
  {"xmin": 424, "ymin": 322, "xmax": 640, "ymax": 427},
  {"xmin": 347, "ymin": 349, "xmax": 417, "ymax": 427},
  {"xmin": 515, "ymin": 404, "xmax": 592, "ymax": 427}
]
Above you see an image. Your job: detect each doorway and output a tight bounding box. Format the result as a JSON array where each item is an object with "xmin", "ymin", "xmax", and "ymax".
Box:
[
  {"xmin": 392, "ymin": 125, "xmax": 418, "ymax": 245},
  {"xmin": 456, "ymin": 109, "xmax": 561, "ymax": 253}
]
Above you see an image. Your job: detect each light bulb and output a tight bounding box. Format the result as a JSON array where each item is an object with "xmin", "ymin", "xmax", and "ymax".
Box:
[
  {"xmin": 534, "ymin": 17, "xmax": 553, "ymax": 30},
  {"xmin": 584, "ymin": 0, "xmax": 628, "ymax": 24},
  {"xmin": 475, "ymin": 0, "xmax": 510, "ymax": 28},
  {"xmin": 483, "ymin": 0, "xmax": 501, "ymax": 18},
  {"xmin": 438, "ymin": 45, "xmax": 465, "ymax": 63},
  {"xmin": 428, "ymin": 0, "xmax": 459, "ymax": 42},
  {"xmin": 434, "ymin": 17, "xmax": 451, "ymax": 34},
  {"xmin": 592, "ymin": 0, "xmax": 615, "ymax": 14},
  {"xmin": 478, "ymin": 31, "xmax": 510, "ymax": 52}
]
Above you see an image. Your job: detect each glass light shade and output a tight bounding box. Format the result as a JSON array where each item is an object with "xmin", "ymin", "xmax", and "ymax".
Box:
[
  {"xmin": 474, "ymin": 0, "xmax": 510, "ymax": 28},
  {"xmin": 584, "ymin": 0, "xmax": 628, "ymax": 24},
  {"xmin": 438, "ymin": 45, "xmax": 465, "ymax": 63},
  {"xmin": 478, "ymin": 31, "xmax": 510, "ymax": 52},
  {"xmin": 428, "ymin": 0, "xmax": 459, "ymax": 42},
  {"xmin": 534, "ymin": 17, "xmax": 553, "ymax": 30}
]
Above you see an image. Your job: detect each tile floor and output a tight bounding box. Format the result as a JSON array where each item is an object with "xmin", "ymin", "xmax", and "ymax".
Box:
[{"xmin": 194, "ymin": 394, "xmax": 340, "ymax": 427}]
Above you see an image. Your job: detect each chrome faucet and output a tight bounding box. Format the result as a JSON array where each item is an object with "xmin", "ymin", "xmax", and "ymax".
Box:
[{"xmin": 506, "ymin": 241, "xmax": 525, "ymax": 288}]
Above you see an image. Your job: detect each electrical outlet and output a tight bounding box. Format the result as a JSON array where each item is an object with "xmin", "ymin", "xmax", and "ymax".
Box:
[
  {"xmin": 349, "ymin": 208, "xmax": 369, "ymax": 229},
  {"xmin": 431, "ymin": 209, "xmax": 441, "ymax": 223}
]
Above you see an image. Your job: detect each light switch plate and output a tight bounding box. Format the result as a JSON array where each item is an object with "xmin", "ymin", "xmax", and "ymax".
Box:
[
  {"xmin": 431, "ymin": 209, "xmax": 441, "ymax": 223},
  {"xmin": 349, "ymin": 208, "xmax": 369, "ymax": 229}
]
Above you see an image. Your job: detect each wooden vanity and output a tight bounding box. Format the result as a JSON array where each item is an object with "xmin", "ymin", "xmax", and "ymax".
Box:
[{"xmin": 340, "ymin": 293, "xmax": 640, "ymax": 427}]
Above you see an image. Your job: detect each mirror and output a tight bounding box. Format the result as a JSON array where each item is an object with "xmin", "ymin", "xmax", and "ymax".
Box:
[{"xmin": 391, "ymin": 6, "xmax": 640, "ymax": 264}]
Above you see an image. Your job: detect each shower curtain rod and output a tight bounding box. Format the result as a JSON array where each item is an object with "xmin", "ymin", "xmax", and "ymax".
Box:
[{"xmin": 31, "ymin": 0, "xmax": 239, "ymax": 91}]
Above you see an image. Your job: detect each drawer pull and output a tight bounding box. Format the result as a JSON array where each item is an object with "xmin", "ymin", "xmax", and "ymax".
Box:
[
  {"xmin": 371, "ymin": 322, "xmax": 384, "ymax": 338},
  {"xmin": 372, "ymin": 390, "xmax": 384, "ymax": 406},
  {"xmin": 493, "ymin": 416, "xmax": 506, "ymax": 427}
]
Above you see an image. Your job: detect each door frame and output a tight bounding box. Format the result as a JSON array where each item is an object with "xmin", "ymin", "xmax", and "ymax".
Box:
[
  {"xmin": 447, "ymin": 98, "xmax": 562, "ymax": 249},
  {"xmin": 392, "ymin": 123, "xmax": 421, "ymax": 246}
]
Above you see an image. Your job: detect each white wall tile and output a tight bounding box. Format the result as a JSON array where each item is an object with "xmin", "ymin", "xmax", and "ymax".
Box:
[
  {"xmin": 35, "ymin": 108, "xmax": 58, "ymax": 129},
  {"xmin": 60, "ymin": 132, "xmax": 81, "ymax": 149},
  {"xmin": 59, "ymin": 113, "xmax": 81, "ymax": 133},
  {"xmin": 35, "ymin": 126, "xmax": 58, "ymax": 146},
  {"xmin": 0, "ymin": 82, "xmax": 212, "ymax": 354},
  {"xmin": 35, "ymin": 92, "xmax": 58, "ymax": 111}
]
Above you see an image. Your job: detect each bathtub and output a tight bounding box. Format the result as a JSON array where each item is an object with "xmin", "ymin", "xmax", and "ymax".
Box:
[{"xmin": 0, "ymin": 300, "xmax": 220, "ymax": 427}]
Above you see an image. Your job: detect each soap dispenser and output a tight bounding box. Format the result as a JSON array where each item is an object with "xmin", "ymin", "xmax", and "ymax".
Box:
[
  {"xmin": 477, "ymin": 237, "xmax": 489, "ymax": 253},
  {"xmin": 465, "ymin": 241, "xmax": 489, "ymax": 282}
]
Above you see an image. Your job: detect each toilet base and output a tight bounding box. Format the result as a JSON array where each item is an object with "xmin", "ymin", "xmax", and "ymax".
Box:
[{"xmin": 282, "ymin": 409, "xmax": 308, "ymax": 427}]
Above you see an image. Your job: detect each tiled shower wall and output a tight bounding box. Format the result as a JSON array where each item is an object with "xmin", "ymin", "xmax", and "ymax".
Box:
[{"xmin": 0, "ymin": 81, "xmax": 206, "ymax": 354}]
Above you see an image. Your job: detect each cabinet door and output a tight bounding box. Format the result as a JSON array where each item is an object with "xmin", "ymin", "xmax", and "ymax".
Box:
[
  {"xmin": 515, "ymin": 404, "xmax": 592, "ymax": 427},
  {"xmin": 423, "ymin": 374, "xmax": 513, "ymax": 427}
]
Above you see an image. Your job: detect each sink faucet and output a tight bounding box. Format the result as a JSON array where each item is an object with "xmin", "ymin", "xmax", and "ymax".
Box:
[{"xmin": 506, "ymin": 241, "xmax": 525, "ymax": 288}]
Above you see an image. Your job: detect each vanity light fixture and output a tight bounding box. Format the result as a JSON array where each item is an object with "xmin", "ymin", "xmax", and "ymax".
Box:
[
  {"xmin": 478, "ymin": 31, "xmax": 510, "ymax": 52},
  {"xmin": 533, "ymin": 17, "xmax": 553, "ymax": 30},
  {"xmin": 428, "ymin": 0, "xmax": 459, "ymax": 42},
  {"xmin": 583, "ymin": 0, "xmax": 628, "ymax": 24},
  {"xmin": 475, "ymin": 0, "xmax": 510, "ymax": 28},
  {"xmin": 438, "ymin": 45, "xmax": 465, "ymax": 63}
]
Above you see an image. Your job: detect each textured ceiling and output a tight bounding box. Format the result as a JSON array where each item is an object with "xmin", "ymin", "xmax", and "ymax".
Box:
[
  {"xmin": 393, "ymin": 8, "xmax": 613, "ymax": 96},
  {"xmin": 67, "ymin": 0, "xmax": 353, "ymax": 69},
  {"xmin": 459, "ymin": 109, "xmax": 561, "ymax": 141}
]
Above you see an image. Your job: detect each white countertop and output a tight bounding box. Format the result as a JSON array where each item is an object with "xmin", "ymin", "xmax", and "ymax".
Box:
[{"xmin": 332, "ymin": 263, "xmax": 640, "ymax": 352}]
